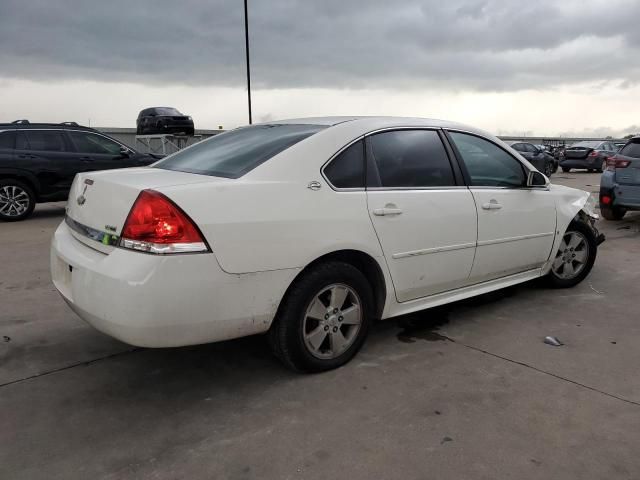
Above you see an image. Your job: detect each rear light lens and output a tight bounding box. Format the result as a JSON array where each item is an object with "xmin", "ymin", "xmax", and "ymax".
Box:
[
  {"xmin": 606, "ymin": 156, "xmax": 630, "ymax": 171},
  {"xmin": 600, "ymin": 194, "xmax": 612, "ymax": 205},
  {"xmin": 588, "ymin": 150, "xmax": 598, "ymax": 157},
  {"xmin": 119, "ymin": 190, "xmax": 209, "ymax": 254}
]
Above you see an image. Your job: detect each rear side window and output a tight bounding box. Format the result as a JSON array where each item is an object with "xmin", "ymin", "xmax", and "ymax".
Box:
[
  {"xmin": 367, "ymin": 130, "xmax": 455, "ymax": 188},
  {"xmin": 21, "ymin": 130, "xmax": 67, "ymax": 152},
  {"xmin": 0, "ymin": 131, "xmax": 15, "ymax": 149},
  {"xmin": 155, "ymin": 124, "xmax": 327, "ymax": 178},
  {"xmin": 449, "ymin": 132, "xmax": 526, "ymax": 188},
  {"xmin": 324, "ymin": 140, "xmax": 365, "ymax": 188},
  {"xmin": 620, "ymin": 142, "xmax": 640, "ymax": 158}
]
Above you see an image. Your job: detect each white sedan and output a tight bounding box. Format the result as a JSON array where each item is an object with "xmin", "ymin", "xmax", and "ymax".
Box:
[{"xmin": 51, "ymin": 117, "xmax": 604, "ymax": 372}]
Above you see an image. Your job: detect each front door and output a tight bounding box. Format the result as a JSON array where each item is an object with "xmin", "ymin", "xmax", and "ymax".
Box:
[
  {"xmin": 365, "ymin": 129, "xmax": 478, "ymax": 302},
  {"xmin": 447, "ymin": 131, "xmax": 556, "ymax": 283},
  {"xmin": 66, "ymin": 131, "xmax": 133, "ymax": 171}
]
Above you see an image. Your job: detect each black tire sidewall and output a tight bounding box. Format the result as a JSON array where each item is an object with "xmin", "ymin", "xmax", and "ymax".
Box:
[
  {"xmin": 0, "ymin": 179, "xmax": 36, "ymax": 221},
  {"xmin": 600, "ymin": 205, "xmax": 626, "ymax": 221},
  {"xmin": 547, "ymin": 221, "xmax": 598, "ymax": 288},
  {"xmin": 271, "ymin": 262, "xmax": 374, "ymax": 372}
]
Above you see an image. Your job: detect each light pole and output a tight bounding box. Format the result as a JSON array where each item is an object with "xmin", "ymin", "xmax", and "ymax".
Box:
[{"xmin": 243, "ymin": 0, "xmax": 252, "ymax": 124}]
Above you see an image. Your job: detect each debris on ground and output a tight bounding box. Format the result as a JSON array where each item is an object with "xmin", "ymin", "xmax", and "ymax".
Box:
[{"xmin": 544, "ymin": 336, "xmax": 563, "ymax": 346}]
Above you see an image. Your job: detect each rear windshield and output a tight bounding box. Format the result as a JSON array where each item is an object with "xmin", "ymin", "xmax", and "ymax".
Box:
[
  {"xmin": 154, "ymin": 124, "xmax": 327, "ymax": 178},
  {"xmin": 620, "ymin": 142, "xmax": 640, "ymax": 158}
]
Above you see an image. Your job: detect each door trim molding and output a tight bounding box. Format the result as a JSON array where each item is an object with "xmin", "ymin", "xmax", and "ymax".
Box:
[
  {"xmin": 392, "ymin": 242, "xmax": 476, "ymax": 259},
  {"xmin": 477, "ymin": 231, "xmax": 554, "ymax": 247}
]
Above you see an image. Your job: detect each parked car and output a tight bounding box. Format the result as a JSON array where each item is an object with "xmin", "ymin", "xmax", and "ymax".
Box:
[
  {"xmin": 599, "ymin": 136, "xmax": 640, "ymax": 220},
  {"xmin": 505, "ymin": 141, "xmax": 557, "ymax": 176},
  {"xmin": 51, "ymin": 117, "xmax": 603, "ymax": 372},
  {"xmin": 136, "ymin": 107, "xmax": 194, "ymax": 136},
  {"xmin": 0, "ymin": 120, "xmax": 159, "ymax": 221},
  {"xmin": 560, "ymin": 140, "xmax": 618, "ymax": 173}
]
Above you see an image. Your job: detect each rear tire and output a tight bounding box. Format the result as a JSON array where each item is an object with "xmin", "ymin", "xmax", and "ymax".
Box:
[
  {"xmin": 546, "ymin": 221, "xmax": 597, "ymax": 288},
  {"xmin": 544, "ymin": 162, "xmax": 554, "ymax": 177},
  {"xmin": 0, "ymin": 179, "xmax": 36, "ymax": 222},
  {"xmin": 600, "ymin": 205, "xmax": 626, "ymax": 221},
  {"xmin": 268, "ymin": 261, "xmax": 374, "ymax": 372}
]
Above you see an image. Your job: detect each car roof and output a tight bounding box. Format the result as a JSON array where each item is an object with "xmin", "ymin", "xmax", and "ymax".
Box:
[
  {"xmin": 0, "ymin": 121, "xmax": 95, "ymax": 132},
  {"xmin": 258, "ymin": 116, "xmax": 493, "ymax": 136}
]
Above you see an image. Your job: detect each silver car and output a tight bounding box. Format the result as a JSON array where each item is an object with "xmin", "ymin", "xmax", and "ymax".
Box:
[{"xmin": 599, "ymin": 136, "xmax": 640, "ymax": 220}]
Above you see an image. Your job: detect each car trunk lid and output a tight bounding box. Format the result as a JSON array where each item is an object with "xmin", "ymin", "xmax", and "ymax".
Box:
[
  {"xmin": 65, "ymin": 167, "xmax": 228, "ymax": 253},
  {"xmin": 564, "ymin": 147, "xmax": 592, "ymax": 159}
]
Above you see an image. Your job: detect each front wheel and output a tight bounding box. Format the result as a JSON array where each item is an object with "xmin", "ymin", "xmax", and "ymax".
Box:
[
  {"xmin": 546, "ymin": 221, "xmax": 597, "ymax": 288},
  {"xmin": 0, "ymin": 179, "xmax": 36, "ymax": 221},
  {"xmin": 268, "ymin": 261, "xmax": 374, "ymax": 372},
  {"xmin": 562, "ymin": 167, "xmax": 571, "ymax": 173}
]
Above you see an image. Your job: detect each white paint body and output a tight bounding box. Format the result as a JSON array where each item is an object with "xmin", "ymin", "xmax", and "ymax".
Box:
[{"xmin": 50, "ymin": 117, "xmax": 591, "ymax": 347}]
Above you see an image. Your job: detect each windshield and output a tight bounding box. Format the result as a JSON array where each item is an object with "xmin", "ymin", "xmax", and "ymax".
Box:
[
  {"xmin": 570, "ymin": 141, "xmax": 601, "ymax": 148},
  {"xmin": 154, "ymin": 123, "xmax": 327, "ymax": 178},
  {"xmin": 154, "ymin": 108, "xmax": 182, "ymax": 116}
]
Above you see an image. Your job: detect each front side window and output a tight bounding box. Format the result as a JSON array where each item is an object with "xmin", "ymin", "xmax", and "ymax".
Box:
[
  {"xmin": 69, "ymin": 132, "xmax": 122, "ymax": 155},
  {"xmin": 324, "ymin": 139, "xmax": 365, "ymax": 188},
  {"xmin": 511, "ymin": 143, "xmax": 525, "ymax": 152},
  {"xmin": 0, "ymin": 131, "xmax": 15, "ymax": 149},
  {"xmin": 21, "ymin": 130, "xmax": 67, "ymax": 152},
  {"xmin": 449, "ymin": 132, "xmax": 526, "ymax": 187},
  {"xmin": 155, "ymin": 124, "xmax": 327, "ymax": 178},
  {"xmin": 367, "ymin": 130, "xmax": 455, "ymax": 188}
]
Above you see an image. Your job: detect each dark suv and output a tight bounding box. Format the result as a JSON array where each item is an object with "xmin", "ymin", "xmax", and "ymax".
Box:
[
  {"xmin": 0, "ymin": 121, "xmax": 158, "ymax": 221},
  {"xmin": 136, "ymin": 107, "xmax": 194, "ymax": 136}
]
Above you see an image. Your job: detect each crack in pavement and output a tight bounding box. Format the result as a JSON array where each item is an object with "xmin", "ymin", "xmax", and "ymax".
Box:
[
  {"xmin": 0, "ymin": 347, "xmax": 141, "ymax": 389},
  {"xmin": 431, "ymin": 332, "xmax": 640, "ymax": 407}
]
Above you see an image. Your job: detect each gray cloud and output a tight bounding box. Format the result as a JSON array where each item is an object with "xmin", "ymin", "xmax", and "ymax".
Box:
[{"xmin": 1, "ymin": 0, "xmax": 639, "ymax": 91}]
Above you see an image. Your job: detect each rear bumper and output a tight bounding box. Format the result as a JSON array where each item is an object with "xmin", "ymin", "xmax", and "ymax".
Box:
[
  {"xmin": 560, "ymin": 158, "xmax": 601, "ymax": 169},
  {"xmin": 51, "ymin": 221, "xmax": 298, "ymax": 347},
  {"xmin": 599, "ymin": 182, "xmax": 640, "ymax": 210}
]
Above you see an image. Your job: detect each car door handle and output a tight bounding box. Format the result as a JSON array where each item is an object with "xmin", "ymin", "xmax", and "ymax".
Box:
[
  {"xmin": 17, "ymin": 154, "xmax": 36, "ymax": 159},
  {"xmin": 373, "ymin": 206, "xmax": 403, "ymax": 216},
  {"xmin": 481, "ymin": 200, "xmax": 502, "ymax": 210},
  {"xmin": 79, "ymin": 156, "xmax": 93, "ymax": 162}
]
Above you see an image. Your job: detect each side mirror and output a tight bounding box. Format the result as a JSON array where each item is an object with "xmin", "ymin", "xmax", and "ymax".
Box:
[
  {"xmin": 527, "ymin": 170, "xmax": 548, "ymax": 187},
  {"xmin": 119, "ymin": 146, "xmax": 131, "ymax": 157}
]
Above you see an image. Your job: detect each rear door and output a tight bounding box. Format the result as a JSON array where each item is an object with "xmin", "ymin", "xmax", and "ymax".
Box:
[
  {"xmin": 16, "ymin": 129, "xmax": 77, "ymax": 197},
  {"xmin": 365, "ymin": 129, "xmax": 477, "ymax": 302},
  {"xmin": 0, "ymin": 130, "xmax": 16, "ymax": 168},
  {"xmin": 447, "ymin": 131, "xmax": 556, "ymax": 283}
]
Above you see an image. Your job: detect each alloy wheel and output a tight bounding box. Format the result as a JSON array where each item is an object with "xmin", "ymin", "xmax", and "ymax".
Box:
[
  {"xmin": 302, "ymin": 284, "xmax": 362, "ymax": 360},
  {"xmin": 552, "ymin": 231, "xmax": 589, "ymax": 279},
  {"xmin": 0, "ymin": 185, "xmax": 31, "ymax": 217}
]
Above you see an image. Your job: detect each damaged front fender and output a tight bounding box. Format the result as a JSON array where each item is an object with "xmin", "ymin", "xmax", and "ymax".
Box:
[{"xmin": 541, "ymin": 185, "xmax": 604, "ymax": 275}]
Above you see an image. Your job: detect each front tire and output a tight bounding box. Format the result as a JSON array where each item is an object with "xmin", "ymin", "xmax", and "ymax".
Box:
[
  {"xmin": 546, "ymin": 221, "xmax": 597, "ymax": 288},
  {"xmin": 0, "ymin": 179, "xmax": 36, "ymax": 222},
  {"xmin": 562, "ymin": 167, "xmax": 571, "ymax": 173},
  {"xmin": 268, "ymin": 261, "xmax": 374, "ymax": 372}
]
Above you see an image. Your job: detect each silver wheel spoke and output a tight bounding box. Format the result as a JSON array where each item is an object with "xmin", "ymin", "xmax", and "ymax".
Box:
[
  {"xmin": 306, "ymin": 298, "xmax": 327, "ymax": 320},
  {"xmin": 563, "ymin": 262, "xmax": 575, "ymax": 278},
  {"xmin": 574, "ymin": 249, "xmax": 587, "ymax": 264},
  {"xmin": 552, "ymin": 255, "xmax": 564, "ymax": 270},
  {"xmin": 330, "ymin": 329, "xmax": 347, "ymax": 353},
  {"xmin": 306, "ymin": 327, "xmax": 328, "ymax": 351},
  {"xmin": 329, "ymin": 286, "xmax": 348, "ymax": 310},
  {"xmin": 567, "ymin": 234, "xmax": 583, "ymax": 250},
  {"xmin": 340, "ymin": 305, "xmax": 361, "ymax": 325}
]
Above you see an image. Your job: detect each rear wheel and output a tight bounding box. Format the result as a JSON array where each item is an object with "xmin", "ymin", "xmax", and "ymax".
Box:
[
  {"xmin": 544, "ymin": 162, "xmax": 554, "ymax": 177},
  {"xmin": 600, "ymin": 205, "xmax": 626, "ymax": 221},
  {"xmin": 268, "ymin": 261, "xmax": 373, "ymax": 372},
  {"xmin": 0, "ymin": 179, "xmax": 36, "ymax": 222},
  {"xmin": 546, "ymin": 221, "xmax": 597, "ymax": 288}
]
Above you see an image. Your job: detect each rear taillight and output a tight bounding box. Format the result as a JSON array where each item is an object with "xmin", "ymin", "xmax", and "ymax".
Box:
[
  {"xmin": 588, "ymin": 150, "xmax": 598, "ymax": 157},
  {"xmin": 606, "ymin": 156, "xmax": 630, "ymax": 171},
  {"xmin": 119, "ymin": 190, "xmax": 209, "ymax": 254}
]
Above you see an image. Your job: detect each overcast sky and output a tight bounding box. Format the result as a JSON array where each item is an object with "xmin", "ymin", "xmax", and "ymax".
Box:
[{"xmin": 1, "ymin": 0, "xmax": 639, "ymax": 136}]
